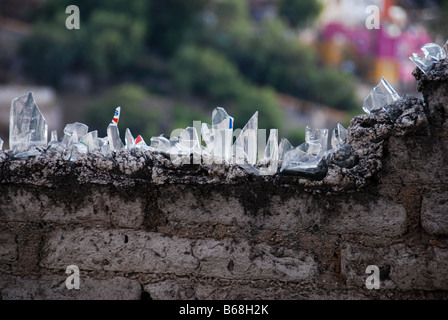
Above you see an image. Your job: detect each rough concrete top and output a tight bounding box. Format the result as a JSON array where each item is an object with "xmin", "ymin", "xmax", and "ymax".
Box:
[{"xmin": 0, "ymin": 95, "xmax": 428, "ymax": 194}]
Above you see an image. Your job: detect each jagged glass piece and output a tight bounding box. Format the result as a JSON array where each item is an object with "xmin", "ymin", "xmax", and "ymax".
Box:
[
  {"xmin": 64, "ymin": 142, "xmax": 88, "ymax": 162},
  {"xmin": 14, "ymin": 149, "xmax": 42, "ymax": 159},
  {"xmin": 305, "ymin": 126, "xmax": 328, "ymax": 156},
  {"xmin": 278, "ymin": 138, "xmax": 293, "ymax": 162},
  {"xmin": 107, "ymin": 125, "xmax": 124, "ymax": 151},
  {"xmin": 177, "ymin": 127, "xmax": 201, "ymax": 154},
  {"xmin": 61, "ymin": 122, "xmax": 88, "ymax": 147},
  {"xmin": 263, "ymin": 129, "xmax": 278, "ymax": 162},
  {"xmin": 135, "ymin": 135, "xmax": 146, "ymax": 146},
  {"xmin": 98, "ymin": 137, "xmax": 110, "ymax": 157},
  {"xmin": 210, "ymin": 107, "xmax": 234, "ymax": 163},
  {"xmin": 110, "ymin": 106, "xmax": 121, "ymax": 126},
  {"xmin": 50, "ymin": 130, "xmax": 58, "ymax": 142},
  {"xmin": 201, "ymin": 122, "xmax": 212, "ymax": 151},
  {"xmin": 106, "ymin": 107, "xmax": 123, "ymax": 151},
  {"xmin": 363, "ymin": 77, "xmax": 400, "ymax": 114},
  {"xmin": 0, "ymin": 138, "xmax": 3, "ymax": 151},
  {"xmin": 280, "ymin": 127, "xmax": 328, "ymax": 177},
  {"xmin": 80, "ymin": 130, "xmax": 99, "ymax": 152},
  {"xmin": 240, "ymin": 129, "xmax": 279, "ymax": 176},
  {"xmin": 125, "ymin": 128, "xmax": 135, "ymax": 150},
  {"xmin": 234, "ymin": 111, "xmax": 258, "ymax": 165},
  {"xmin": 9, "ymin": 92, "xmax": 48, "ymax": 152},
  {"xmin": 150, "ymin": 135, "xmax": 171, "ymax": 152},
  {"xmin": 410, "ymin": 42, "xmax": 447, "ymax": 73},
  {"xmin": 331, "ymin": 123, "xmax": 348, "ymax": 149},
  {"xmin": 47, "ymin": 140, "xmax": 65, "ymax": 155}
]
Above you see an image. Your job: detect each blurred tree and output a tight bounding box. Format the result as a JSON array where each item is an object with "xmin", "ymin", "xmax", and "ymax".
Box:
[
  {"xmin": 277, "ymin": 0, "xmax": 322, "ymax": 29},
  {"xmin": 169, "ymin": 45, "xmax": 245, "ymax": 102},
  {"xmin": 148, "ymin": 0, "xmax": 209, "ymax": 55}
]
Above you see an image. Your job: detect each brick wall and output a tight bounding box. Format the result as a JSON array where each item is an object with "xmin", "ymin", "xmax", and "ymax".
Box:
[{"xmin": 1, "ymin": 62, "xmax": 448, "ymax": 299}]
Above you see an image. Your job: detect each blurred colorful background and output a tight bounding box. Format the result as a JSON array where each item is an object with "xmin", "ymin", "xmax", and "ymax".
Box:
[{"xmin": 0, "ymin": 0, "xmax": 446, "ymax": 149}]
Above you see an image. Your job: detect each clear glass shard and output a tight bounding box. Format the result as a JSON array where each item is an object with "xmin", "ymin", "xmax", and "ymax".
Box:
[
  {"xmin": 47, "ymin": 140, "xmax": 65, "ymax": 155},
  {"xmin": 280, "ymin": 126, "xmax": 329, "ymax": 178},
  {"xmin": 409, "ymin": 42, "xmax": 447, "ymax": 73},
  {"xmin": 106, "ymin": 107, "xmax": 123, "ymax": 151},
  {"xmin": 177, "ymin": 127, "xmax": 201, "ymax": 154},
  {"xmin": 278, "ymin": 138, "xmax": 293, "ymax": 162},
  {"xmin": 67, "ymin": 142, "xmax": 88, "ymax": 161},
  {"xmin": 107, "ymin": 124, "xmax": 124, "ymax": 151},
  {"xmin": 150, "ymin": 135, "xmax": 171, "ymax": 152},
  {"xmin": 0, "ymin": 138, "xmax": 3, "ymax": 151},
  {"xmin": 61, "ymin": 122, "xmax": 88, "ymax": 147},
  {"xmin": 212, "ymin": 107, "xmax": 234, "ymax": 130},
  {"xmin": 201, "ymin": 122, "xmax": 213, "ymax": 152},
  {"xmin": 252, "ymin": 128, "xmax": 279, "ymax": 176},
  {"xmin": 234, "ymin": 111, "xmax": 258, "ymax": 165},
  {"xmin": 50, "ymin": 130, "xmax": 58, "ymax": 142},
  {"xmin": 331, "ymin": 123, "xmax": 348, "ymax": 149},
  {"xmin": 444, "ymin": 39, "xmax": 448, "ymax": 55},
  {"xmin": 125, "ymin": 128, "xmax": 135, "ymax": 150},
  {"xmin": 14, "ymin": 149, "xmax": 42, "ymax": 159},
  {"xmin": 363, "ymin": 77, "xmax": 400, "ymax": 114},
  {"xmin": 9, "ymin": 92, "xmax": 48, "ymax": 152},
  {"xmin": 80, "ymin": 130, "xmax": 99, "ymax": 153},
  {"xmin": 264, "ymin": 129, "xmax": 278, "ymax": 162},
  {"xmin": 98, "ymin": 137, "xmax": 111, "ymax": 157},
  {"xmin": 211, "ymin": 107, "xmax": 234, "ymax": 162},
  {"xmin": 305, "ymin": 126, "xmax": 328, "ymax": 157}
]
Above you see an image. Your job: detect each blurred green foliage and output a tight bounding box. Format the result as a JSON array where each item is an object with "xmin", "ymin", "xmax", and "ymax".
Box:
[
  {"xmin": 277, "ymin": 0, "xmax": 323, "ymax": 28},
  {"xmin": 20, "ymin": 0, "xmax": 360, "ymax": 144}
]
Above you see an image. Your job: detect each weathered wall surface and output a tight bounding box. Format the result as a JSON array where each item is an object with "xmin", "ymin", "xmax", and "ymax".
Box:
[{"xmin": 1, "ymin": 65, "xmax": 448, "ymax": 300}]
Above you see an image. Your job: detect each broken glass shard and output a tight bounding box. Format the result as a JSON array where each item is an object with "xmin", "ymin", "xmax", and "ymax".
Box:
[
  {"xmin": 210, "ymin": 107, "xmax": 234, "ymax": 163},
  {"xmin": 331, "ymin": 123, "xmax": 348, "ymax": 149},
  {"xmin": 9, "ymin": 92, "xmax": 48, "ymax": 152},
  {"xmin": 106, "ymin": 107, "xmax": 123, "ymax": 151},
  {"xmin": 363, "ymin": 77, "xmax": 400, "ymax": 114},
  {"xmin": 201, "ymin": 123, "xmax": 212, "ymax": 152},
  {"xmin": 50, "ymin": 130, "xmax": 58, "ymax": 142},
  {"xmin": 0, "ymin": 138, "xmax": 3, "ymax": 151},
  {"xmin": 135, "ymin": 135, "xmax": 146, "ymax": 146},
  {"xmin": 125, "ymin": 128, "xmax": 135, "ymax": 150},
  {"xmin": 64, "ymin": 142, "xmax": 88, "ymax": 162},
  {"xmin": 305, "ymin": 126, "xmax": 328, "ymax": 157},
  {"xmin": 410, "ymin": 42, "xmax": 447, "ymax": 73},
  {"xmin": 234, "ymin": 111, "xmax": 258, "ymax": 165},
  {"xmin": 110, "ymin": 106, "xmax": 121, "ymax": 126},
  {"xmin": 80, "ymin": 131, "xmax": 99, "ymax": 153},
  {"xmin": 61, "ymin": 122, "xmax": 88, "ymax": 147},
  {"xmin": 177, "ymin": 127, "xmax": 201, "ymax": 154},
  {"xmin": 107, "ymin": 124, "xmax": 124, "ymax": 151},
  {"xmin": 150, "ymin": 135, "xmax": 171, "ymax": 152},
  {"xmin": 278, "ymin": 138, "xmax": 293, "ymax": 162},
  {"xmin": 280, "ymin": 127, "xmax": 329, "ymax": 178},
  {"xmin": 14, "ymin": 149, "xmax": 42, "ymax": 159},
  {"xmin": 98, "ymin": 137, "xmax": 111, "ymax": 157},
  {"xmin": 254, "ymin": 129, "xmax": 279, "ymax": 175}
]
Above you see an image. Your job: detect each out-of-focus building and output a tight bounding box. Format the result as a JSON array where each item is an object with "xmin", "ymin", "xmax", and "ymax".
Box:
[{"xmin": 317, "ymin": 0, "xmax": 432, "ymax": 87}]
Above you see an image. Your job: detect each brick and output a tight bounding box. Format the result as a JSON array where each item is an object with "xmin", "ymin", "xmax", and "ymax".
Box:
[
  {"xmin": 0, "ymin": 275, "xmax": 140, "ymax": 300},
  {"xmin": 41, "ymin": 228, "xmax": 317, "ymax": 282},
  {"xmin": 341, "ymin": 242, "xmax": 448, "ymax": 290},
  {"xmin": 421, "ymin": 190, "xmax": 448, "ymax": 235}
]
